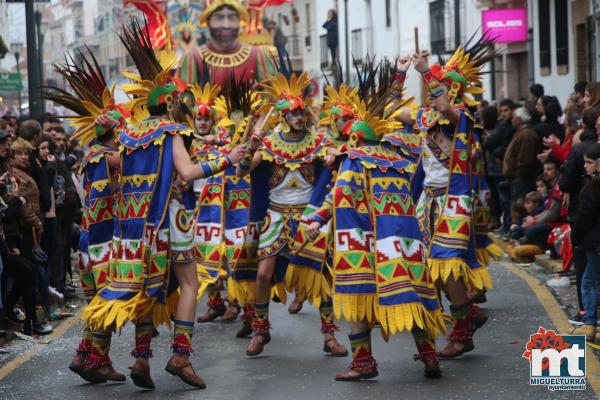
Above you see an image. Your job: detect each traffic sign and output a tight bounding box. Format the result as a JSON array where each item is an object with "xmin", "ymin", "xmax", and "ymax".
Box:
[{"xmin": 0, "ymin": 73, "xmax": 23, "ymax": 91}]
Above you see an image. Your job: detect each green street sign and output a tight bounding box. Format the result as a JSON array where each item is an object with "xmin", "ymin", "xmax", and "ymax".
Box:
[{"xmin": 0, "ymin": 73, "xmax": 23, "ymax": 91}]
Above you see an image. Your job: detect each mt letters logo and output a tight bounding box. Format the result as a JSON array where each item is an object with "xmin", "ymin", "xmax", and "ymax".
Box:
[{"xmin": 522, "ymin": 326, "xmax": 586, "ymax": 391}]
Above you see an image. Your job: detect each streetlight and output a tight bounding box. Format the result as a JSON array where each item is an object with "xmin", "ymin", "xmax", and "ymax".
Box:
[
  {"xmin": 10, "ymin": 42, "xmax": 23, "ymax": 117},
  {"xmin": 35, "ymin": 9, "xmax": 48, "ymax": 113}
]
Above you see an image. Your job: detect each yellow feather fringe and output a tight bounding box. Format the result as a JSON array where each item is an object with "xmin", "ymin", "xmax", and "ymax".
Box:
[
  {"xmin": 151, "ymin": 291, "xmax": 179, "ymax": 329},
  {"xmin": 476, "ymin": 241, "xmax": 504, "ymax": 268},
  {"xmin": 196, "ymin": 264, "xmax": 218, "ymax": 300},
  {"xmin": 284, "ymin": 265, "xmax": 331, "ymax": 308},
  {"xmin": 334, "ymin": 294, "xmax": 446, "ymax": 339},
  {"xmin": 428, "ymin": 258, "xmax": 494, "ymax": 292},
  {"xmin": 224, "ymin": 279, "xmax": 287, "ymax": 307},
  {"xmin": 83, "ymin": 292, "xmax": 145, "ymax": 332}
]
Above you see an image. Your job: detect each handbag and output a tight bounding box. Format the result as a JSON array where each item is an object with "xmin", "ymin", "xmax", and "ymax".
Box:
[{"xmin": 31, "ymin": 227, "xmax": 48, "ymax": 264}]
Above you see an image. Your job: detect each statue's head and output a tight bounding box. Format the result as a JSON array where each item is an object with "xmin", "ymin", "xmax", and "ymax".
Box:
[{"xmin": 200, "ymin": 1, "xmax": 248, "ymax": 48}]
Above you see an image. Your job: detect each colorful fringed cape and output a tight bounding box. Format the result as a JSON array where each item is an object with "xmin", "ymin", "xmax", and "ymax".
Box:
[
  {"xmin": 318, "ymin": 144, "xmax": 445, "ymax": 337},
  {"xmin": 414, "ymin": 108, "xmax": 493, "ymax": 292},
  {"xmin": 83, "ymin": 118, "xmax": 193, "ymax": 331},
  {"xmin": 194, "ymin": 143, "xmax": 252, "ymax": 303},
  {"xmin": 78, "ymin": 144, "xmax": 116, "ymax": 301}
]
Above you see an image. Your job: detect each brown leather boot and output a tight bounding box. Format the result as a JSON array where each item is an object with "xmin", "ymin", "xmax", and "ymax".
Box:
[
  {"xmin": 129, "ymin": 359, "xmax": 155, "ymax": 390},
  {"xmin": 82, "ymin": 365, "xmax": 127, "ymax": 383},
  {"xmin": 196, "ymin": 302, "xmax": 226, "ymax": 323},
  {"xmin": 222, "ymin": 302, "xmax": 241, "ymax": 322},
  {"xmin": 236, "ymin": 318, "xmax": 253, "ymax": 338},
  {"xmin": 288, "ymin": 296, "xmax": 304, "ymax": 314},
  {"xmin": 68, "ymin": 354, "xmax": 87, "ymax": 377},
  {"xmin": 413, "ymin": 342, "xmax": 442, "ymax": 379},
  {"xmin": 323, "ymin": 337, "xmax": 348, "ymax": 357},
  {"xmin": 438, "ymin": 318, "xmax": 474, "ymax": 359},
  {"xmin": 165, "ymin": 355, "xmax": 207, "ymax": 389},
  {"xmin": 246, "ymin": 332, "xmax": 271, "ymax": 356},
  {"xmin": 334, "ymin": 357, "xmax": 378, "ymax": 381},
  {"xmin": 470, "ymin": 305, "xmax": 488, "ymax": 333}
]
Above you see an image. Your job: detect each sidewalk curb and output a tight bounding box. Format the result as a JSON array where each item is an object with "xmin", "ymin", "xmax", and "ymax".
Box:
[
  {"xmin": 490, "ymin": 234, "xmax": 562, "ymax": 272},
  {"xmin": 0, "ymin": 308, "xmax": 82, "ymax": 380},
  {"xmin": 504, "ymin": 263, "xmax": 600, "ymax": 396}
]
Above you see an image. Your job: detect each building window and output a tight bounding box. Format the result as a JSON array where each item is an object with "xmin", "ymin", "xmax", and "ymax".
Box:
[
  {"xmin": 555, "ymin": 0, "xmax": 569, "ymax": 73},
  {"xmin": 538, "ymin": 0, "xmax": 551, "ymax": 75},
  {"xmin": 385, "ymin": 0, "xmax": 391, "ymax": 28},
  {"xmin": 305, "ymin": 3, "xmax": 312, "ymax": 48},
  {"xmin": 351, "ymin": 29, "xmax": 363, "ymax": 62},
  {"xmin": 320, "ymin": 34, "xmax": 329, "ymax": 67},
  {"xmin": 430, "ymin": 0, "xmax": 446, "ymax": 54}
]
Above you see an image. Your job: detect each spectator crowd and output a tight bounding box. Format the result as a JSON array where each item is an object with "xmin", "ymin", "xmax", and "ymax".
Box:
[
  {"xmin": 480, "ymin": 82, "xmax": 600, "ymax": 339},
  {"xmin": 0, "ymin": 116, "xmax": 83, "ymax": 338}
]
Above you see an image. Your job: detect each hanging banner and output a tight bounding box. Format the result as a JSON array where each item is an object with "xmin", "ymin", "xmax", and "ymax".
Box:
[{"xmin": 482, "ymin": 8, "xmax": 527, "ymax": 43}]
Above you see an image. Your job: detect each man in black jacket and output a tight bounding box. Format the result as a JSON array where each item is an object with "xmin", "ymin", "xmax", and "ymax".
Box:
[
  {"xmin": 559, "ymin": 107, "xmax": 600, "ymax": 322},
  {"xmin": 48, "ymin": 125, "xmax": 81, "ymax": 294}
]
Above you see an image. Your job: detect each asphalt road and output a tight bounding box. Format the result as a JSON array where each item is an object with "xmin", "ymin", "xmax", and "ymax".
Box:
[{"xmin": 0, "ymin": 262, "xmax": 596, "ymax": 400}]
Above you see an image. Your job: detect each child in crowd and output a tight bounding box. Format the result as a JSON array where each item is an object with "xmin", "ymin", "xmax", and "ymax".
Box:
[
  {"xmin": 536, "ymin": 175, "xmax": 550, "ymax": 199},
  {"xmin": 509, "ymin": 192, "xmax": 544, "ymax": 242}
]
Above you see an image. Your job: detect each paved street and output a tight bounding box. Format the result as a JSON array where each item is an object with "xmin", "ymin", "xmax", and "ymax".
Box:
[{"xmin": 0, "ymin": 262, "xmax": 597, "ymax": 400}]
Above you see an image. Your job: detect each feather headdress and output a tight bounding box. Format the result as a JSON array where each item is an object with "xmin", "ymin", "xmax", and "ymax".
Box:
[
  {"xmin": 259, "ymin": 71, "xmax": 312, "ymax": 115},
  {"xmin": 429, "ymin": 32, "xmax": 498, "ymax": 106},
  {"xmin": 119, "ymin": 17, "xmax": 188, "ymax": 114},
  {"xmin": 41, "ymin": 47, "xmax": 129, "ymax": 145},
  {"xmin": 213, "ymin": 76, "xmax": 262, "ymax": 144}
]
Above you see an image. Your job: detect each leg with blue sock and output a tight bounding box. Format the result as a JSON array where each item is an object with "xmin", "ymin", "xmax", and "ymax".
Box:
[
  {"xmin": 236, "ymin": 304, "xmax": 255, "ymax": 338},
  {"xmin": 81, "ymin": 330, "xmax": 126, "ymax": 383},
  {"xmin": 335, "ymin": 320, "xmax": 378, "ymax": 381},
  {"xmin": 196, "ymin": 283, "xmax": 226, "ymax": 322},
  {"xmin": 412, "ymin": 328, "xmax": 441, "ymax": 378},
  {"xmin": 438, "ymin": 276, "xmax": 487, "ymax": 359},
  {"xmin": 130, "ymin": 318, "xmax": 155, "ymax": 390},
  {"xmin": 166, "ymin": 260, "xmax": 207, "ymax": 389},
  {"xmin": 69, "ymin": 327, "xmax": 92, "ymax": 377},
  {"xmin": 319, "ymin": 298, "xmax": 348, "ymax": 357},
  {"xmin": 247, "ymin": 255, "xmax": 276, "ymax": 356}
]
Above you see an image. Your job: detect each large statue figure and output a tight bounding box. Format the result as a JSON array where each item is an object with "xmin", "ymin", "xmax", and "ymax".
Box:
[{"xmin": 178, "ymin": 0, "xmax": 275, "ymax": 85}]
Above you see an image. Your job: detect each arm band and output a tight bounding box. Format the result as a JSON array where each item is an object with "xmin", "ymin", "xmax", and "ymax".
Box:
[
  {"xmin": 388, "ymin": 71, "xmax": 407, "ymax": 100},
  {"xmin": 199, "ymin": 155, "xmax": 233, "ymax": 178}
]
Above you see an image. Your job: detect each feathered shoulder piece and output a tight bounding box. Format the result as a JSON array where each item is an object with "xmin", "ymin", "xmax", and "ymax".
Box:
[{"xmin": 41, "ymin": 47, "xmax": 128, "ymax": 146}]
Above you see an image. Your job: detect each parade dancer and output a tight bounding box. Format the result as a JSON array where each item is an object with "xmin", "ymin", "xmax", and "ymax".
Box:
[
  {"xmin": 284, "ymin": 83, "xmax": 357, "ymax": 316},
  {"xmin": 194, "ymin": 79, "xmax": 264, "ymax": 337},
  {"xmin": 305, "ymin": 68, "xmax": 445, "ymax": 381},
  {"xmin": 236, "ymin": 72, "xmax": 347, "ymax": 357},
  {"xmin": 399, "ymin": 37, "xmax": 497, "ymax": 359},
  {"xmin": 191, "ymin": 80, "xmax": 258, "ymax": 325},
  {"xmin": 82, "ymin": 18, "xmax": 247, "ymax": 390},
  {"xmin": 187, "ymin": 82, "xmax": 234, "ymax": 323},
  {"xmin": 42, "ymin": 50, "xmax": 128, "ymax": 384}
]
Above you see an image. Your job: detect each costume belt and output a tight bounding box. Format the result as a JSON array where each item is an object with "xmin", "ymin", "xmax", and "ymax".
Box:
[
  {"xmin": 268, "ymin": 202, "xmax": 307, "ymax": 214},
  {"xmin": 424, "ymin": 187, "xmax": 446, "ymax": 198}
]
